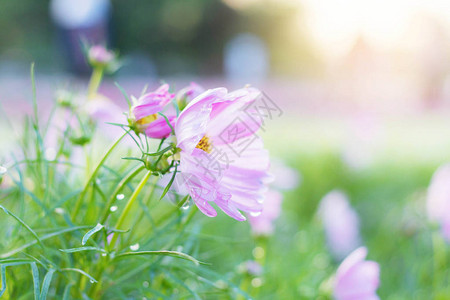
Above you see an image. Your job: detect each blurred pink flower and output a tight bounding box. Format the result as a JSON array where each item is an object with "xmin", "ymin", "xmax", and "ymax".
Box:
[
  {"xmin": 84, "ymin": 94, "xmax": 128, "ymax": 141},
  {"xmin": 334, "ymin": 247, "xmax": 380, "ymax": 300},
  {"xmin": 248, "ymin": 189, "xmax": 282, "ymax": 235},
  {"xmin": 176, "ymin": 82, "xmax": 205, "ymax": 102},
  {"xmin": 129, "ymin": 84, "xmax": 176, "ymax": 139},
  {"xmin": 175, "ymin": 87, "xmax": 270, "ymax": 221},
  {"xmin": 270, "ymin": 159, "xmax": 301, "ymax": 190},
  {"xmin": 88, "ymin": 45, "xmax": 115, "ymax": 66},
  {"xmin": 318, "ymin": 190, "xmax": 361, "ymax": 260},
  {"xmin": 427, "ymin": 163, "xmax": 450, "ymax": 241}
]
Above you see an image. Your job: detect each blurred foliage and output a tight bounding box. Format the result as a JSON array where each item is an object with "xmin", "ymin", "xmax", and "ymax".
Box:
[
  {"xmin": 0, "ymin": 0, "xmax": 320, "ymax": 76},
  {"xmin": 200, "ymin": 151, "xmax": 450, "ymax": 299}
]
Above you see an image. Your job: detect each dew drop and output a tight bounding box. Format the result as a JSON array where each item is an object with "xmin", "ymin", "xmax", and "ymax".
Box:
[
  {"xmin": 110, "ymin": 206, "xmax": 118, "ymax": 212},
  {"xmin": 101, "ymin": 253, "xmax": 107, "ymax": 257},
  {"xmin": 44, "ymin": 148, "xmax": 57, "ymax": 161},
  {"xmin": 116, "ymin": 194, "xmax": 125, "ymax": 200},
  {"xmin": 0, "ymin": 166, "xmax": 7, "ymax": 175},
  {"xmin": 251, "ymin": 277, "xmax": 263, "ymax": 288},
  {"xmin": 142, "ymin": 281, "xmax": 149, "ymax": 288},
  {"xmin": 249, "ymin": 211, "xmax": 262, "ymax": 217},
  {"xmin": 181, "ymin": 202, "xmax": 190, "ymax": 210},
  {"xmin": 90, "ymin": 280, "xmax": 95, "ymax": 283},
  {"xmin": 96, "ymin": 178, "xmax": 101, "ymax": 185},
  {"xmin": 252, "ymin": 246, "xmax": 265, "ymax": 259},
  {"xmin": 130, "ymin": 243, "xmax": 140, "ymax": 251},
  {"xmin": 54, "ymin": 207, "xmax": 65, "ymax": 214}
]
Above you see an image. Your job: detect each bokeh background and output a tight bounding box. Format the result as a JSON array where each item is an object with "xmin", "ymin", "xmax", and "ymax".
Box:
[{"xmin": 1, "ymin": 0, "xmax": 450, "ymax": 298}]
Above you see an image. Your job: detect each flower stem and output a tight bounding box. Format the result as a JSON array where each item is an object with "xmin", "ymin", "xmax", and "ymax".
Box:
[
  {"xmin": 87, "ymin": 67, "xmax": 104, "ymax": 99},
  {"xmin": 432, "ymin": 231, "xmax": 447, "ymax": 291},
  {"xmin": 87, "ymin": 170, "xmax": 152, "ymax": 298},
  {"xmin": 98, "ymin": 165, "xmax": 145, "ymax": 224},
  {"xmin": 109, "ymin": 170, "xmax": 152, "ymax": 249},
  {"xmin": 124, "ymin": 176, "xmax": 158, "ymax": 245},
  {"xmin": 71, "ymin": 132, "xmax": 127, "ymax": 221}
]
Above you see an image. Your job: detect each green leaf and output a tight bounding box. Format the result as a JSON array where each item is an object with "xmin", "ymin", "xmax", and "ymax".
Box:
[
  {"xmin": 0, "ymin": 265, "xmax": 6, "ymax": 297},
  {"xmin": 114, "ymin": 250, "xmax": 201, "ymax": 266},
  {"xmin": 0, "ymin": 226, "xmax": 91, "ymax": 259},
  {"xmin": 115, "ymin": 82, "xmax": 131, "ymax": 106},
  {"xmin": 31, "ymin": 262, "xmax": 40, "ymax": 300},
  {"xmin": 167, "ymin": 272, "xmax": 201, "ymax": 300},
  {"xmin": 82, "ymin": 223, "xmax": 104, "ymax": 245},
  {"xmin": 59, "ymin": 247, "xmax": 106, "ymax": 254},
  {"xmin": 122, "ymin": 157, "xmax": 145, "ymax": 163},
  {"xmin": 159, "ymin": 165, "xmax": 177, "ymax": 201},
  {"xmin": 60, "ymin": 268, "xmax": 97, "ymax": 283},
  {"xmin": 0, "ymin": 258, "xmax": 34, "ymax": 264},
  {"xmin": 144, "ymin": 146, "xmax": 172, "ymax": 157},
  {"xmin": 62, "ymin": 283, "xmax": 72, "ymax": 300},
  {"xmin": 31, "ymin": 63, "xmax": 38, "ymax": 124},
  {"xmin": 0, "ymin": 205, "xmax": 44, "ymax": 249},
  {"xmin": 157, "ymin": 112, "xmax": 175, "ymax": 134},
  {"xmin": 39, "ymin": 268, "xmax": 56, "ymax": 300},
  {"xmin": 106, "ymin": 227, "xmax": 130, "ymax": 234}
]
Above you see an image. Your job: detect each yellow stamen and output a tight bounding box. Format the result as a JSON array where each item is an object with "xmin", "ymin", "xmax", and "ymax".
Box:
[
  {"xmin": 196, "ymin": 136, "xmax": 212, "ymax": 153},
  {"xmin": 137, "ymin": 114, "xmax": 158, "ymax": 125}
]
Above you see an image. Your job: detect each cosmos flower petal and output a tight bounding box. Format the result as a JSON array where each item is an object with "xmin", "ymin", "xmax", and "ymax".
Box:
[
  {"xmin": 145, "ymin": 115, "xmax": 176, "ymax": 139},
  {"xmin": 176, "ymin": 87, "xmax": 270, "ymax": 221},
  {"xmin": 175, "ymin": 88, "xmax": 228, "ymax": 153},
  {"xmin": 334, "ymin": 247, "xmax": 380, "ymax": 300}
]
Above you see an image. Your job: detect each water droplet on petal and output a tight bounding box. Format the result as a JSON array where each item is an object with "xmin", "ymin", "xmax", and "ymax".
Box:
[
  {"xmin": 116, "ymin": 194, "xmax": 125, "ymax": 200},
  {"xmin": 110, "ymin": 206, "xmax": 118, "ymax": 212},
  {"xmin": 250, "ymin": 211, "xmax": 261, "ymax": 217},
  {"xmin": 130, "ymin": 243, "xmax": 140, "ymax": 251}
]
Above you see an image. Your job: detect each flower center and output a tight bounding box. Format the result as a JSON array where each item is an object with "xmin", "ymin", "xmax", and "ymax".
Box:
[
  {"xmin": 137, "ymin": 114, "xmax": 158, "ymax": 125},
  {"xmin": 196, "ymin": 136, "xmax": 212, "ymax": 153}
]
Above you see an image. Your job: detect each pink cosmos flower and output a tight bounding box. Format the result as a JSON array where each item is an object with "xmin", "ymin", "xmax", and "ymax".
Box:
[
  {"xmin": 334, "ymin": 247, "xmax": 380, "ymax": 300},
  {"xmin": 175, "ymin": 87, "xmax": 270, "ymax": 221},
  {"xmin": 248, "ymin": 189, "xmax": 282, "ymax": 235},
  {"xmin": 88, "ymin": 45, "xmax": 115, "ymax": 66},
  {"xmin": 318, "ymin": 190, "xmax": 361, "ymax": 260},
  {"xmin": 129, "ymin": 84, "xmax": 176, "ymax": 139},
  {"xmin": 84, "ymin": 94, "xmax": 130, "ymax": 141},
  {"xmin": 427, "ymin": 163, "xmax": 450, "ymax": 241},
  {"xmin": 271, "ymin": 159, "xmax": 301, "ymax": 190}
]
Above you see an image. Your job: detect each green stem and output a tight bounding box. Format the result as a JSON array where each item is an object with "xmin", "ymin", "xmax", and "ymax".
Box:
[
  {"xmin": 87, "ymin": 170, "xmax": 152, "ymax": 298},
  {"xmin": 87, "ymin": 67, "xmax": 104, "ymax": 99},
  {"xmin": 109, "ymin": 170, "xmax": 152, "ymax": 249},
  {"xmin": 125, "ymin": 176, "xmax": 158, "ymax": 245},
  {"xmin": 71, "ymin": 132, "xmax": 127, "ymax": 221},
  {"xmin": 99, "ymin": 165, "xmax": 145, "ymax": 224},
  {"xmin": 432, "ymin": 231, "xmax": 447, "ymax": 291}
]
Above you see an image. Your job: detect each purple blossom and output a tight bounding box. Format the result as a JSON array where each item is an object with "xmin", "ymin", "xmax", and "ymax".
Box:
[
  {"xmin": 129, "ymin": 84, "xmax": 176, "ymax": 139},
  {"xmin": 318, "ymin": 190, "xmax": 361, "ymax": 260},
  {"xmin": 334, "ymin": 247, "xmax": 380, "ymax": 300},
  {"xmin": 175, "ymin": 87, "xmax": 270, "ymax": 220},
  {"xmin": 248, "ymin": 189, "xmax": 282, "ymax": 235},
  {"xmin": 88, "ymin": 45, "xmax": 115, "ymax": 66}
]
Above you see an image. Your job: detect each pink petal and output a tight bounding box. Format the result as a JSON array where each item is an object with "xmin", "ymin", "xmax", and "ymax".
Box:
[
  {"xmin": 175, "ymin": 88, "xmax": 227, "ymax": 153},
  {"xmin": 145, "ymin": 115, "xmax": 176, "ymax": 139}
]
